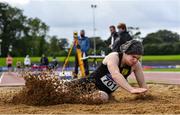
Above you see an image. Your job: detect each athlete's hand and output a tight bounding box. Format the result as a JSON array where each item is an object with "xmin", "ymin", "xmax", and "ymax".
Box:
[{"xmin": 130, "ymin": 88, "xmax": 147, "ymax": 94}]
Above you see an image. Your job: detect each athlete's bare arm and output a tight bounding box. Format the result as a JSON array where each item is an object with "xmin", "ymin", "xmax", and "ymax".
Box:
[
  {"xmin": 133, "ymin": 62, "xmax": 147, "ymax": 89},
  {"xmin": 103, "ymin": 53, "xmax": 147, "ymax": 94}
]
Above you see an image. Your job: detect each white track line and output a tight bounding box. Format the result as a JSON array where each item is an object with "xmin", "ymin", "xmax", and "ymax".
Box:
[{"xmin": 0, "ymin": 72, "xmax": 4, "ymax": 83}]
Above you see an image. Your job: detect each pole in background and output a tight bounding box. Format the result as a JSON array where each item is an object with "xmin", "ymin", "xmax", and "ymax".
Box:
[
  {"xmin": 91, "ymin": 4, "xmax": 97, "ymax": 55},
  {"xmin": 0, "ymin": 39, "xmax": 2, "ymax": 56}
]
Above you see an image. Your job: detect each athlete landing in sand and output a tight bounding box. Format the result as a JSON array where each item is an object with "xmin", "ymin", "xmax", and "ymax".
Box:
[{"xmin": 64, "ymin": 40, "xmax": 148, "ymax": 103}]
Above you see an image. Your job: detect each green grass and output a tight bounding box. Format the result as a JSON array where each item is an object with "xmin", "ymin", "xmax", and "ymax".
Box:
[
  {"xmin": 0, "ymin": 55, "xmax": 180, "ymax": 67},
  {"xmin": 0, "ymin": 57, "xmax": 38, "ymax": 66},
  {"xmin": 0, "ymin": 57, "xmax": 75, "ymax": 66},
  {"xmin": 144, "ymin": 68, "xmax": 180, "ymax": 72},
  {"xmin": 142, "ymin": 55, "xmax": 180, "ymax": 61},
  {"xmin": 63, "ymin": 55, "xmax": 180, "ymax": 62},
  {"xmin": 0, "ymin": 56, "xmax": 103, "ymax": 66}
]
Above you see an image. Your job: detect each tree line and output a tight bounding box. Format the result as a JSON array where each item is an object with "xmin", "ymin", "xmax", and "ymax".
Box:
[
  {"xmin": 0, "ymin": 2, "xmax": 180, "ymax": 57},
  {"xmin": 0, "ymin": 2, "xmax": 69, "ymax": 57},
  {"xmin": 143, "ymin": 30, "xmax": 180, "ymax": 55},
  {"xmin": 90, "ymin": 30, "xmax": 180, "ymax": 55}
]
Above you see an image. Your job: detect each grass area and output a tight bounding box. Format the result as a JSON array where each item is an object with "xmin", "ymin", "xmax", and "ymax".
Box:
[
  {"xmin": 0, "ymin": 57, "xmax": 40, "ymax": 66},
  {"xmin": 142, "ymin": 55, "xmax": 180, "ymax": 61},
  {"xmin": 144, "ymin": 68, "xmax": 180, "ymax": 72},
  {"xmin": 0, "ymin": 55, "xmax": 180, "ymax": 67},
  {"xmin": 0, "ymin": 57, "xmax": 75, "ymax": 66},
  {"xmin": 0, "ymin": 56, "xmax": 102, "ymax": 66}
]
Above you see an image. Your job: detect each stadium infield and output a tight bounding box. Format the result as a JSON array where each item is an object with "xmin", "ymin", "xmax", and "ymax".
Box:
[{"xmin": 0, "ymin": 72, "xmax": 180, "ymax": 114}]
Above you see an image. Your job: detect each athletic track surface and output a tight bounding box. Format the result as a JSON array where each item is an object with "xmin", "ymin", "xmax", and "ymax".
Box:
[{"xmin": 0, "ymin": 72, "xmax": 180, "ymax": 86}]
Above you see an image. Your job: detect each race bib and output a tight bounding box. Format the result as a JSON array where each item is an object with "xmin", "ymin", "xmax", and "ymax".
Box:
[{"xmin": 100, "ymin": 74, "xmax": 119, "ymax": 91}]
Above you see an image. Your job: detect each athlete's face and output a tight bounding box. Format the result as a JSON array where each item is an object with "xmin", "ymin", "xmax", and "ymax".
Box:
[{"xmin": 125, "ymin": 54, "xmax": 141, "ymax": 66}]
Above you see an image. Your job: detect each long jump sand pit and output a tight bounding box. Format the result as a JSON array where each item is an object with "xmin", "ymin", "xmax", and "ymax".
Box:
[{"xmin": 0, "ymin": 83, "xmax": 180, "ymax": 114}]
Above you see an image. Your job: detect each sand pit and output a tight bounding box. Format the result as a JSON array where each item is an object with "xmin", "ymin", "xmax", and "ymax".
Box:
[{"xmin": 0, "ymin": 83, "xmax": 180, "ymax": 114}]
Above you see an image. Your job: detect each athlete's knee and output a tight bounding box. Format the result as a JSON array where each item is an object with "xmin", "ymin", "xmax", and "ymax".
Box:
[{"xmin": 98, "ymin": 90, "xmax": 109, "ymax": 103}]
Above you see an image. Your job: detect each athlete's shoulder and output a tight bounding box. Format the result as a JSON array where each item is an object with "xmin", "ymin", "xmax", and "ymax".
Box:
[
  {"xmin": 107, "ymin": 52, "xmax": 119, "ymax": 57},
  {"xmin": 103, "ymin": 52, "xmax": 119, "ymax": 65}
]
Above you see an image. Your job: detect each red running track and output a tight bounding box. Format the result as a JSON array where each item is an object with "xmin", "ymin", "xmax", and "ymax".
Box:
[
  {"xmin": 0, "ymin": 72, "xmax": 25, "ymax": 86},
  {"xmin": 129, "ymin": 72, "xmax": 180, "ymax": 85},
  {"xmin": 0, "ymin": 72, "xmax": 180, "ymax": 86}
]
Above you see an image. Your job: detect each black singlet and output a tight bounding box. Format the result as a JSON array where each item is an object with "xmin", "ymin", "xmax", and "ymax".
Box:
[{"xmin": 90, "ymin": 53, "xmax": 132, "ymax": 94}]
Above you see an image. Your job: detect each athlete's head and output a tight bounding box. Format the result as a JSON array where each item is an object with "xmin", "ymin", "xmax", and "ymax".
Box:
[{"xmin": 120, "ymin": 40, "xmax": 144, "ymax": 66}]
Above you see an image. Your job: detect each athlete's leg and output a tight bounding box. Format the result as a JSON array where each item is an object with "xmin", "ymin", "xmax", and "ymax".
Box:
[
  {"xmin": 66, "ymin": 77, "xmax": 109, "ymax": 103},
  {"xmin": 79, "ymin": 90, "xmax": 109, "ymax": 104}
]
